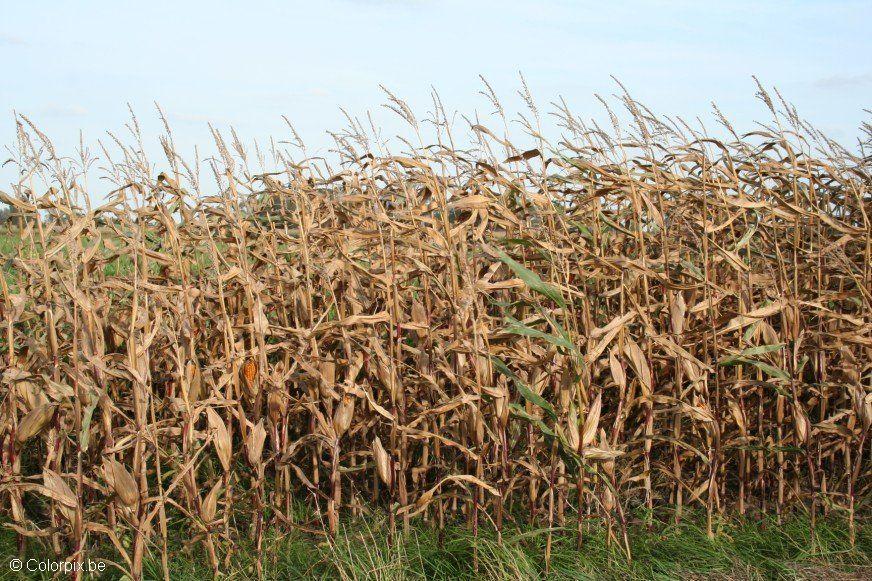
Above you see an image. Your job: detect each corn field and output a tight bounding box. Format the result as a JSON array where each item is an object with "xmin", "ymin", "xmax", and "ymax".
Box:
[{"xmin": 1, "ymin": 84, "xmax": 870, "ymax": 579}]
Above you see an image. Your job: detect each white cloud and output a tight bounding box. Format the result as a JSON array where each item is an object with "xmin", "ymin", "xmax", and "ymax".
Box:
[{"xmin": 813, "ymin": 73, "xmax": 872, "ymax": 90}]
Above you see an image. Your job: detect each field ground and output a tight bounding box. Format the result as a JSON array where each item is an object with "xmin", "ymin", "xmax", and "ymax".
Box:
[{"xmin": 1, "ymin": 510, "xmax": 869, "ymax": 580}]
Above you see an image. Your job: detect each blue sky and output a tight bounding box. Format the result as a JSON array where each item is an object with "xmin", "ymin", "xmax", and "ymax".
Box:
[{"xmin": 1, "ymin": 0, "xmax": 869, "ymax": 190}]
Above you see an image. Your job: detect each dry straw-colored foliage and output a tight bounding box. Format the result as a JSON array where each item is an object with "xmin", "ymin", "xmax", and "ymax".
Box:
[{"xmin": 1, "ymin": 82, "xmax": 870, "ymax": 578}]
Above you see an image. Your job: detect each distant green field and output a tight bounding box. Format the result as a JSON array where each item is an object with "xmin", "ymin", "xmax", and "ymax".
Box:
[
  {"xmin": 0, "ymin": 231, "xmax": 17, "ymax": 256},
  {"xmin": 0, "ymin": 225, "xmax": 216, "ymax": 283}
]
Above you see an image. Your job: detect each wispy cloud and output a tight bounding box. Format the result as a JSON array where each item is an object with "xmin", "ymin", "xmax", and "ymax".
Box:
[
  {"xmin": 40, "ymin": 104, "xmax": 88, "ymax": 118},
  {"xmin": 0, "ymin": 32, "xmax": 27, "ymax": 46},
  {"xmin": 170, "ymin": 111, "xmax": 218, "ymax": 125},
  {"xmin": 256, "ymin": 88, "xmax": 332, "ymax": 107},
  {"xmin": 813, "ymin": 73, "xmax": 872, "ymax": 90}
]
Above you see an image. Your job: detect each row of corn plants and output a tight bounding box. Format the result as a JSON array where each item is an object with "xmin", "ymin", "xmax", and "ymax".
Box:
[{"xmin": 1, "ymin": 84, "xmax": 870, "ymax": 579}]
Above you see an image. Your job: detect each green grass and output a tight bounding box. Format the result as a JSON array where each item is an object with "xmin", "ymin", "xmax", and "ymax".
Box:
[{"xmin": 1, "ymin": 510, "xmax": 868, "ymax": 580}]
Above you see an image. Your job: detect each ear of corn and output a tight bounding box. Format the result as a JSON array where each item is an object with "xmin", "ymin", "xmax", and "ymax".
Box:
[
  {"xmin": 14, "ymin": 403, "xmax": 55, "ymax": 445},
  {"xmin": 102, "ymin": 457, "xmax": 139, "ymax": 507}
]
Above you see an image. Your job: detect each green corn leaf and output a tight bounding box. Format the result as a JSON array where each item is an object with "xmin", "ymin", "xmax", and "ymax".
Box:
[
  {"xmin": 503, "ymin": 315, "xmax": 576, "ymax": 353},
  {"xmin": 493, "ymin": 356, "xmax": 556, "ymax": 419},
  {"xmin": 496, "ymin": 249, "xmax": 566, "ymax": 308},
  {"xmin": 721, "ymin": 356, "xmax": 790, "ymax": 381},
  {"xmin": 79, "ymin": 395, "xmax": 101, "ymax": 453},
  {"xmin": 509, "ymin": 403, "xmax": 555, "ymax": 436},
  {"xmin": 733, "ymin": 221, "xmax": 757, "ymax": 252},
  {"xmin": 742, "ymin": 320, "xmax": 760, "ymax": 343},
  {"xmin": 720, "ymin": 343, "xmax": 784, "ymax": 365}
]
